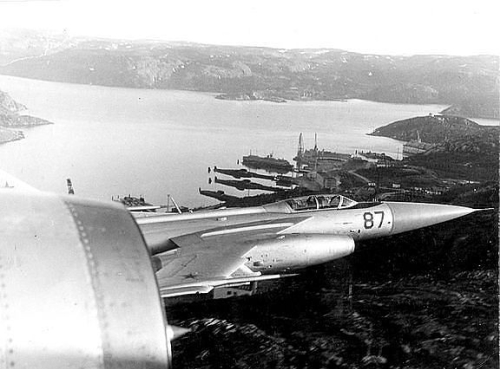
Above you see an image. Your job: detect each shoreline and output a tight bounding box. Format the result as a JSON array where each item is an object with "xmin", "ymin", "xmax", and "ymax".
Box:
[
  {"xmin": 0, "ymin": 127, "xmax": 24, "ymax": 144},
  {"xmin": 2, "ymin": 74, "xmax": 498, "ymax": 122},
  {"xmin": 0, "ymin": 115, "xmax": 53, "ymax": 144}
]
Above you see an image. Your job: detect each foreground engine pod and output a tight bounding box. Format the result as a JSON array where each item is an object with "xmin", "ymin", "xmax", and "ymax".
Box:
[{"xmin": 0, "ymin": 191, "xmax": 171, "ymax": 368}]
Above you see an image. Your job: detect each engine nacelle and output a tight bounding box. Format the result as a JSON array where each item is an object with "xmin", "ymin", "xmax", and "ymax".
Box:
[
  {"xmin": 0, "ymin": 191, "xmax": 171, "ymax": 368},
  {"xmin": 245, "ymin": 234, "xmax": 355, "ymax": 273}
]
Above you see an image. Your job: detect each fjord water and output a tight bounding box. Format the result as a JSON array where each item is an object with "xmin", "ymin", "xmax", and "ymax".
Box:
[{"xmin": 0, "ymin": 75, "xmax": 454, "ymax": 207}]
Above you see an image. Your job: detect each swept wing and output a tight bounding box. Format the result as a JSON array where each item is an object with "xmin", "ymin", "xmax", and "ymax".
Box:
[{"xmin": 155, "ymin": 217, "xmax": 310, "ymax": 297}]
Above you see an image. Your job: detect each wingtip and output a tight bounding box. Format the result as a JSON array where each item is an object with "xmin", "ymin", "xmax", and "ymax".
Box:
[{"xmin": 0, "ymin": 170, "xmax": 38, "ymax": 192}]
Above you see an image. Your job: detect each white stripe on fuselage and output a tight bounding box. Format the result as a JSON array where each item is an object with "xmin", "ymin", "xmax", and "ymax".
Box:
[{"xmin": 202, "ymin": 223, "xmax": 295, "ymax": 238}]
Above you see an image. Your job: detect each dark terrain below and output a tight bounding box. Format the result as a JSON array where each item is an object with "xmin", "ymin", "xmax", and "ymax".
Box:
[{"xmin": 171, "ymin": 270, "xmax": 497, "ymax": 369}]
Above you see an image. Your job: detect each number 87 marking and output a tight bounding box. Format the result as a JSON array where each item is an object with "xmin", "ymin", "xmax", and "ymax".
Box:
[{"xmin": 363, "ymin": 211, "xmax": 385, "ymax": 229}]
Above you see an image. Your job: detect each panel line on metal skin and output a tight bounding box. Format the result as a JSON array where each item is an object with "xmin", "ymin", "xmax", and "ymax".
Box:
[
  {"xmin": 64, "ymin": 197, "xmax": 170, "ymax": 368},
  {"xmin": 0, "ymin": 191, "xmax": 105, "ymax": 368}
]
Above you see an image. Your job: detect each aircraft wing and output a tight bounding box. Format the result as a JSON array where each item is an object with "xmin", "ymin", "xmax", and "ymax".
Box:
[
  {"xmin": 155, "ymin": 216, "xmax": 310, "ymax": 297},
  {"xmin": 0, "ymin": 169, "xmax": 39, "ymax": 192}
]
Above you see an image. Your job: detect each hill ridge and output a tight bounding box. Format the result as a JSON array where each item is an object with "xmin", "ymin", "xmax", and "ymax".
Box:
[{"xmin": 0, "ymin": 31, "xmax": 498, "ymax": 119}]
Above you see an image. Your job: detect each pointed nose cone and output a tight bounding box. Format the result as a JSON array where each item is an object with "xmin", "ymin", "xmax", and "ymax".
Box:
[{"xmin": 387, "ymin": 202, "xmax": 476, "ymax": 235}]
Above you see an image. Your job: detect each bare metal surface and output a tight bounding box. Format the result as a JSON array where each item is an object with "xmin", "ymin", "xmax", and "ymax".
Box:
[
  {"xmin": 0, "ymin": 191, "xmax": 170, "ymax": 368},
  {"xmin": 143, "ymin": 195, "xmax": 476, "ymax": 299}
]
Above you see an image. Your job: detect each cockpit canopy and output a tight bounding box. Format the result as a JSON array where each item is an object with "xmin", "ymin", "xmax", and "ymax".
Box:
[
  {"xmin": 264, "ymin": 194, "xmax": 358, "ymax": 213},
  {"xmin": 286, "ymin": 194, "xmax": 357, "ymax": 211}
]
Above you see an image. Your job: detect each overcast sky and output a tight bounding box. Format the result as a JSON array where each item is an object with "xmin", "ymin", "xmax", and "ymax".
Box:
[{"xmin": 0, "ymin": 0, "xmax": 498, "ymax": 56}]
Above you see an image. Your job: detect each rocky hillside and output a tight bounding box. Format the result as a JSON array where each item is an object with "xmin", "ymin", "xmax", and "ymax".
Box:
[
  {"xmin": 0, "ymin": 128, "xmax": 23, "ymax": 143},
  {"xmin": 0, "ymin": 88, "xmax": 53, "ymax": 144},
  {"xmin": 0, "ymin": 28, "xmax": 73, "ymax": 66},
  {"xmin": 441, "ymin": 95, "xmax": 500, "ymax": 120},
  {"xmin": 371, "ymin": 115, "xmax": 499, "ymax": 181},
  {"xmin": 172, "ymin": 270, "xmax": 498, "ymax": 369},
  {"xmin": 0, "ymin": 30, "xmax": 498, "ymax": 119},
  {"xmin": 370, "ymin": 115, "xmax": 498, "ymax": 144},
  {"xmin": 0, "ymin": 89, "xmax": 25, "ymax": 114},
  {"xmin": 0, "ymin": 113, "xmax": 52, "ymax": 127}
]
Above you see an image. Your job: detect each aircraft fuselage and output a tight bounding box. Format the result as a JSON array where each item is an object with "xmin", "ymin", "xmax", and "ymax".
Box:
[{"xmin": 138, "ymin": 195, "xmax": 475, "ymax": 277}]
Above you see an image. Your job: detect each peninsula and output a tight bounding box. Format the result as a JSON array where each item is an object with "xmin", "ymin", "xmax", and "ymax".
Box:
[
  {"xmin": 370, "ymin": 114, "xmax": 498, "ymax": 144},
  {"xmin": 369, "ymin": 114, "xmax": 498, "ymax": 182},
  {"xmin": 0, "ymin": 89, "xmax": 53, "ymax": 144}
]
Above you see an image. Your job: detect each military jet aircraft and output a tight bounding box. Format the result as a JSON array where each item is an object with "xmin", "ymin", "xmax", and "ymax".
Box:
[
  {"xmin": 0, "ymin": 170, "xmax": 488, "ymax": 366},
  {"xmin": 136, "ymin": 193, "xmax": 483, "ymax": 298}
]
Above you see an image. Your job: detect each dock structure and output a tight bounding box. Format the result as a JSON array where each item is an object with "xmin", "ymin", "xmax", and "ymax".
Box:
[
  {"xmin": 402, "ymin": 131, "xmax": 436, "ymax": 156},
  {"xmin": 198, "ymin": 188, "xmax": 240, "ymax": 202},
  {"xmin": 403, "ymin": 141, "xmax": 436, "ymax": 156},
  {"xmin": 242, "ymin": 154, "xmax": 294, "ymax": 173},
  {"xmin": 294, "ymin": 133, "xmax": 350, "ymax": 172},
  {"xmin": 214, "ymin": 177, "xmax": 285, "ymax": 192},
  {"xmin": 213, "ymin": 167, "xmax": 275, "ymax": 181}
]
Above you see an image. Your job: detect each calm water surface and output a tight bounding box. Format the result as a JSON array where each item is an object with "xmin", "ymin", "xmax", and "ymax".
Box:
[{"xmin": 1, "ymin": 75, "xmax": 488, "ymax": 207}]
